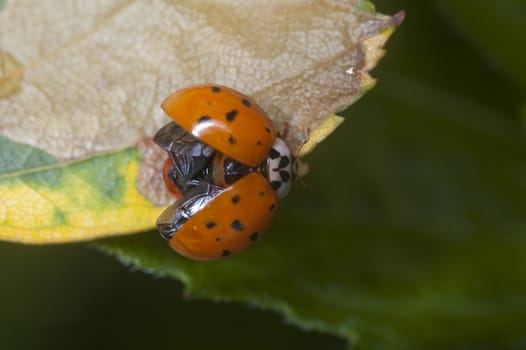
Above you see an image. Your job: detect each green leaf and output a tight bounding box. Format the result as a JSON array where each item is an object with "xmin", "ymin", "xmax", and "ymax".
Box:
[
  {"xmin": 0, "ymin": 136, "xmax": 56, "ymax": 174},
  {"xmin": 99, "ymin": 74, "xmax": 526, "ymax": 347},
  {"xmin": 99, "ymin": 2, "xmax": 526, "ymax": 348},
  {"xmin": 434, "ymin": 0, "xmax": 526, "ymax": 92}
]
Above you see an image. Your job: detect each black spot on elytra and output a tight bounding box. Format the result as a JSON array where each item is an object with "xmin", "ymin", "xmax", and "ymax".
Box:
[
  {"xmin": 215, "ymin": 237, "xmax": 222, "ymax": 242},
  {"xmin": 256, "ymin": 140, "xmax": 262, "ymax": 146},
  {"xmin": 197, "ymin": 115, "xmax": 211, "ymax": 123},
  {"xmin": 222, "ymin": 249, "xmax": 231, "ymax": 257},
  {"xmin": 241, "ymin": 98, "xmax": 251, "ymax": 107},
  {"xmin": 212, "ymin": 86, "xmax": 221, "ymax": 93},
  {"xmin": 265, "ymin": 127, "xmax": 272, "ymax": 134},
  {"xmin": 278, "ymin": 156, "xmax": 290, "ymax": 168},
  {"xmin": 249, "ymin": 232, "xmax": 259, "ymax": 242},
  {"xmin": 269, "ymin": 203, "xmax": 275, "ymax": 211},
  {"xmin": 231, "ymin": 219, "xmax": 245, "ymax": 231},
  {"xmin": 205, "ymin": 221, "xmax": 217, "ymax": 229},
  {"xmin": 279, "ymin": 170, "xmax": 291, "ymax": 182},
  {"xmin": 271, "ymin": 181, "xmax": 282, "ymax": 191},
  {"xmin": 226, "ymin": 109, "xmax": 238, "ymax": 122},
  {"xmin": 258, "ymin": 191, "xmax": 265, "ymax": 197},
  {"xmin": 231, "ymin": 194, "xmax": 240, "ymax": 204},
  {"xmin": 228, "ymin": 135, "xmax": 237, "ymax": 145},
  {"xmin": 268, "ymin": 148, "xmax": 280, "ymax": 159}
]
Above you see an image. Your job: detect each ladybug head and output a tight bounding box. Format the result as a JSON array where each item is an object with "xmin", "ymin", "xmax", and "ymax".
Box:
[{"xmin": 265, "ymin": 138, "xmax": 295, "ymax": 199}]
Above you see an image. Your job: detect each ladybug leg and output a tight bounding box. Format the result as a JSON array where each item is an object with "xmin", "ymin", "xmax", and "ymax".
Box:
[
  {"xmin": 157, "ymin": 181, "xmax": 223, "ymax": 240},
  {"xmin": 154, "ymin": 122, "xmax": 216, "ymax": 191}
]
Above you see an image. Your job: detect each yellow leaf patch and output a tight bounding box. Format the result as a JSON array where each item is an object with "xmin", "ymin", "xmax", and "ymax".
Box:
[{"xmin": 0, "ymin": 140, "xmax": 161, "ymax": 243}]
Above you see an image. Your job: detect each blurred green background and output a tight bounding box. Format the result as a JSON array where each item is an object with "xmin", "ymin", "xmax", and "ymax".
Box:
[
  {"xmin": 2, "ymin": 0, "xmax": 526, "ymax": 349},
  {"xmin": 0, "ymin": 243, "xmax": 345, "ymax": 349}
]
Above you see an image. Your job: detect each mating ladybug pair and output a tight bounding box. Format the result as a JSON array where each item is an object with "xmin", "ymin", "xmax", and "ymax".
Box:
[{"xmin": 153, "ymin": 85, "xmax": 295, "ymax": 260}]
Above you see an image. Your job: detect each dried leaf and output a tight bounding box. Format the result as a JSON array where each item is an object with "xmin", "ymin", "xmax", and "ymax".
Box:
[
  {"xmin": 0, "ymin": 0, "xmax": 401, "ymax": 202},
  {"xmin": 0, "ymin": 51, "xmax": 23, "ymax": 98},
  {"xmin": 0, "ymin": 1, "xmax": 402, "ymax": 241}
]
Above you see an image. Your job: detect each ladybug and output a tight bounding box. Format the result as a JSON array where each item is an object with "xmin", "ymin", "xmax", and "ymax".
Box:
[{"xmin": 154, "ymin": 85, "xmax": 295, "ymax": 260}]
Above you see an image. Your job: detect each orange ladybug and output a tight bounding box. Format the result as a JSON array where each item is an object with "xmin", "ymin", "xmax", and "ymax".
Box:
[{"xmin": 154, "ymin": 85, "xmax": 295, "ymax": 260}]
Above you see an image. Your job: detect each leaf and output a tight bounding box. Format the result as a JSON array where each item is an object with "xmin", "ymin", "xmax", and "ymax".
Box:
[
  {"xmin": 0, "ymin": 137, "xmax": 161, "ymax": 243},
  {"xmin": 297, "ymin": 113, "xmax": 344, "ymax": 158},
  {"xmin": 100, "ymin": 1, "xmax": 526, "ymax": 348},
  {"xmin": 0, "ymin": 1, "xmax": 401, "ymax": 242},
  {"xmin": 0, "ymin": 0, "xmax": 401, "ymax": 206}
]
